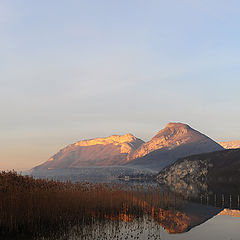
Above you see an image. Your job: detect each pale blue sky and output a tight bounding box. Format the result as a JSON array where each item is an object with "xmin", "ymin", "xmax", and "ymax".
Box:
[{"xmin": 1, "ymin": 0, "xmax": 240, "ymax": 170}]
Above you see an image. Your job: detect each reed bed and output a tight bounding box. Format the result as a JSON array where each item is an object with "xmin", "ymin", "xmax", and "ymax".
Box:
[{"xmin": 0, "ymin": 171, "xmax": 182, "ymax": 238}]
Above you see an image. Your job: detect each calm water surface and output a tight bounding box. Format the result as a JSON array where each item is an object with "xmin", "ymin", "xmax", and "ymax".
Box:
[
  {"xmin": 33, "ymin": 188, "xmax": 240, "ymax": 240},
  {"xmin": 3, "ymin": 179, "xmax": 240, "ymax": 240},
  {"xmin": 34, "ymin": 212, "xmax": 240, "ymax": 240}
]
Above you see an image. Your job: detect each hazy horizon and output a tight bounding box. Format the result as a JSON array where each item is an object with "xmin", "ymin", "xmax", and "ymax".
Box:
[
  {"xmin": 1, "ymin": 122, "xmax": 237, "ymax": 171},
  {"xmin": 1, "ymin": 1, "xmax": 240, "ymax": 170}
]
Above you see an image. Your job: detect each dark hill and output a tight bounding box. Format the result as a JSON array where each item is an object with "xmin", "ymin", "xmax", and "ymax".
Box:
[{"xmin": 157, "ymin": 148, "xmax": 240, "ymax": 196}]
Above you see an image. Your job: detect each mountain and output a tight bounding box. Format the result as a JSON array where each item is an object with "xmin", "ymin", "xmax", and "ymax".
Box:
[
  {"xmin": 33, "ymin": 122, "xmax": 223, "ymax": 172},
  {"xmin": 33, "ymin": 134, "xmax": 144, "ymax": 171},
  {"xmin": 157, "ymin": 148, "xmax": 240, "ymax": 196},
  {"xmin": 154, "ymin": 203, "xmax": 221, "ymax": 234},
  {"xmin": 218, "ymin": 140, "xmax": 240, "ymax": 149},
  {"xmin": 126, "ymin": 123, "xmax": 223, "ymax": 170}
]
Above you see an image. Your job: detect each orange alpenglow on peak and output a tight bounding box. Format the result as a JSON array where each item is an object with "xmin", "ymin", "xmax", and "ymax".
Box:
[
  {"xmin": 129, "ymin": 122, "xmax": 212, "ymax": 160},
  {"xmin": 126, "ymin": 122, "xmax": 223, "ymax": 170},
  {"xmin": 33, "ymin": 122, "xmax": 223, "ymax": 171},
  {"xmin": 74, "ymin": 134, "xmax": 138, "ymax": 148},
  {"xmin": 154, "ymin": 122, "xmax": 192, "ymax": 138},
  {"xmin": 165, "ymin": 122, "xmax": 190, "ymax": 128},
  {"xmin": 33, "ymin": 134, "xmax": 144, "ymax": 170},
  {"xmin": 218, "ymin": 140, "xmax": 240, "ymax": 149}
]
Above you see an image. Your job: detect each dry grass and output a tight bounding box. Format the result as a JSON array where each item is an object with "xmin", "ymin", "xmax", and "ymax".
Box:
[{"xmin": 0, "ymin": 171, "xmax": 182, "ymax": 238}]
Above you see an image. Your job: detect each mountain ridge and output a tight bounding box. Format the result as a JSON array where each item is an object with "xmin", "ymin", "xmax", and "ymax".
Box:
[
  {"xmin": 126, "ymin": 122, "xmax": 223, "ymax": 170},
  {"xmin": 34, "ymin": 134, "xmax": 144, "ymax": 170},
  {"xmin": 33, "ymin": 122, "xmax": 223, "ymax": 171},
  {"xmin": 129, "ymin": 123, "xmax": 221, "ymax": 160},
  {"xmin": 218, "ymin": 140, "xmax": 240, "ymax": 149}
]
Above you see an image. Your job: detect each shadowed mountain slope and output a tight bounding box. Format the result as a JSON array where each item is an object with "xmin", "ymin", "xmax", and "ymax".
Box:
[{"xmin": 126, "ymin": 123, "xmax": 223, "ymax": 170}]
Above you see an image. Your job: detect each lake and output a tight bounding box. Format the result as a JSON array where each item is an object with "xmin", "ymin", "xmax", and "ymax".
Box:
[{"xmin": 1, "ymin": 171, "xmax": 239, "ymax": 240}]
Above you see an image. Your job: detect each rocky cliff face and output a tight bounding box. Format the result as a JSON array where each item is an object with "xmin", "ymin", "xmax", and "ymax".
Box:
[
  {"xmin": 126, "ymin": 123, "xmax": 223, "ymax": 170},
  {"xmin": 33, "ymin": 134, "xmax": 144, "ymax": 170},
  {"xmin": 157, "ymin": 148, "xmax": 240, "ymax": 197},
  {"xmin": 218, "ymin": 140, "xmax": 240, "ymax": 149},
  {"xmin": 157, "ymin": 157, "xmax": 209, "ymax": 196}
]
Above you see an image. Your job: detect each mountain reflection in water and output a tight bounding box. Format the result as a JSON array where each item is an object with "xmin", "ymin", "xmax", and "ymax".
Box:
[
  {"xmin": 31, "ymin": 202, "xmax": 239, "ymax": 240},
  {"xmin": 5, "ymin": 191, "xmax": 240, "ymax": 240},
  {"xmin": 1, "ymin": 172, "xmax": 239, "ymax": 240}
]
